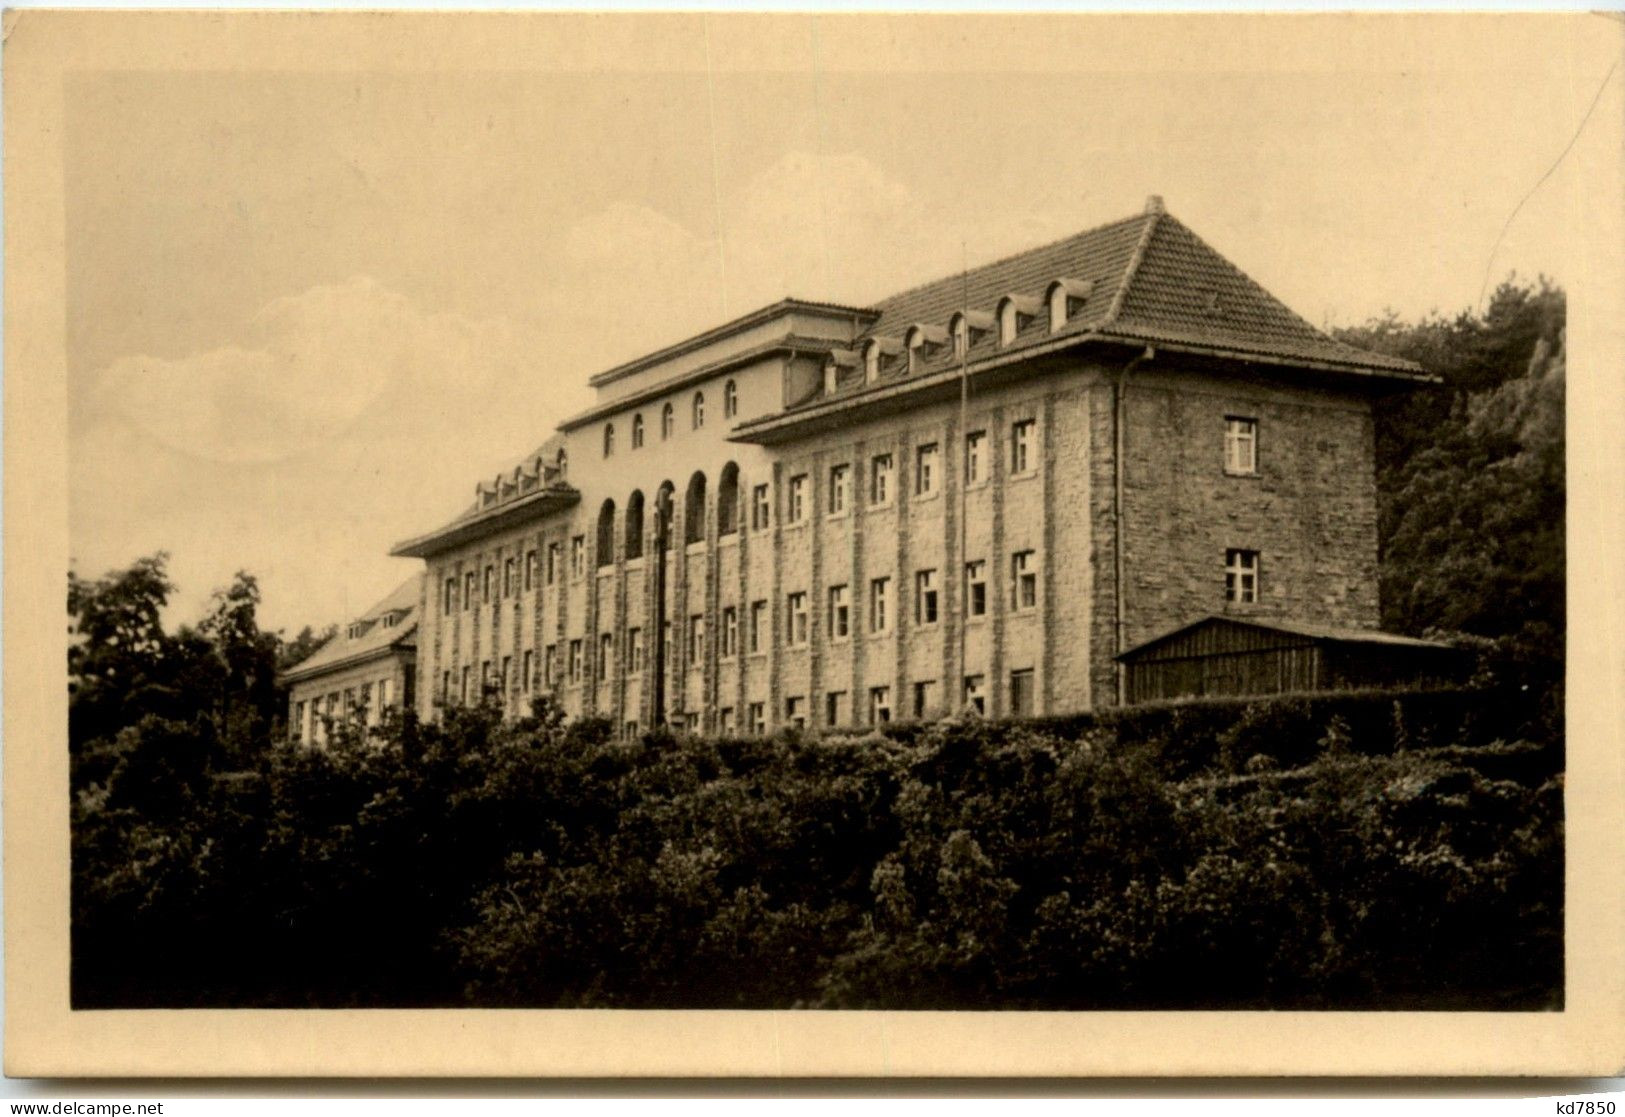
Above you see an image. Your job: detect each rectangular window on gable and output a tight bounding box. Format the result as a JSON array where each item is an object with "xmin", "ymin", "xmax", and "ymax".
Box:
[
  {"xmin": 1225, "ymin": 548, "xmax": 1260, "ymax": 603},
  {"xmin": 1225, "ymin": 417, "xmax": 1258, "ymax": 475}
]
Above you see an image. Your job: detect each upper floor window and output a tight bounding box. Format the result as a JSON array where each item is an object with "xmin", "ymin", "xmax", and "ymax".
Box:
[
  {"xmin": 965, "ymin": 430, "xmax": 986, "ymax": 484},
  {"xmin": 724, "ymin": 379, "xmax": 738, "ymax": 418},
  {"xmin": 482, "ymin": 565, "xmax": 494, "ymax": 603},
  {"xmin": 788, "ymin": 474, "xmax": 808, "ymax": 524},
  {"xmin": 1011, "ymin": 419, "xmax": 1036, "ymax": 476},
  {"xmin": 1225, "ymin": 417, "xmax": 1258, "ymax": 475},
  {"xmin": 871, "ymin": 453, "xmax": 894, "ymax": 506},
  {"xmin": 752, "ymin": 484, "xmax": 771, "ymax": 531},
  {"xmin": 570, "ymin": 535, "xmax": 585, "ymax": 578},
  {"xmin": 661, "ymin": 402, "xmax": 674, "ymax": 440},
  {"xmin": 464, "ymin": 571, "xmax": 476, "ymax": 609},
  {"xmin": 603, "ymin": 423, "xmax": 615, "ymax": 457},
  {"xmin": 525, "ymin": 549, "xmax": 538, "ymax": 591},
  {"xmin": 1225, "ymin": 548, "xmax": 1259, "ymax": 604},
  {"xmin": 828, "ymin": 464, "xmax": 850, "ymax": 515},
  {"xmin": 916, "ymin": 443, "xmax": 940, "ymax": 497},
  {"xmin": 503, "ymin": 557, "xmax": 517, "ymax": 597},
  {"xmin": 870, "ymin": 576, "xmax": 891, "ymax": 634},
  {"xmin": 720, "ymin": 607, "xmax": 738, "ymax": 658},
  {"xmin": 828, "ymin": 584, "xmax": 850, "ymax": 639},
  {"xmin": 787, "ymin": 591, "xmax": 809, "ymax": 646},
  {"xmin": 692, "ymin": 392, "xmax": 705, "ymax": 430},
  {"xmin": 1048, "ymin": 279, "xmax": 1090, "ymax": 333},
  {"xmin": 1011, "ymin": 550, "xmax": 1038, "ymax": 611},
  {"xmin": 443, "ymin": 577, "xmax": 456, "ymax": 613},
  {"xmin": 749, "ymin": 599, "xmax": 767, "ymax": 654},
  {"xmin": 546, "ymin": 542, "xmax": 560, "ymax": 585},
  {"xmin": 631, "ymin": 413, "xmax": 645, "ymax": 449},
  {"xmin": 965, "ymin": 560, "xmax": 988, "ymax": 617},
  {"xmin": 915, "ymin": 568, "xmax": 939, "ymax": 626}
]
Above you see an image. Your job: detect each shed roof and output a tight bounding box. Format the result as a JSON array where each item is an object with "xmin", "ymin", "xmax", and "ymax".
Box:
[{"xmin": 1117, "ymin": 614, "xmax": 1455, "ymax": 662}]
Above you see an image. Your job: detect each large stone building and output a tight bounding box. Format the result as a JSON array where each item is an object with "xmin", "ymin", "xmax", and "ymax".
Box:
[{"xmin": 389, "ymin": 197, "xmax": 1426, "ymax": 735}]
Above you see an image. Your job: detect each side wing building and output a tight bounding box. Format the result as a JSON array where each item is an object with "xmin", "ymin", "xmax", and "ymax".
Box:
[{"xmin": 390, "ymin": 197, "xmax": 1428, "ymax": 734}]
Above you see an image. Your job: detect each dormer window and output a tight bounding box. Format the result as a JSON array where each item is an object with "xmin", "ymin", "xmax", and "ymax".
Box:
[
  {"xmin": 661, "ymin": 402, "xmax": 674, "ymax": 440},
  {"xmin": 692, "ymin": 392, "xmax": 705, "ymax": 430},
  {"xmin": 951, "ymin": 314, "xmax": 969, "ymax": 360},
  {"xmin": 905, "ymin": 324, "xmax": 947, "ymax": 374},
  {"xmin": 480, "ymin": 485, "xmax": 497, "ymax": 509},
  {"xmin": 1047, "ymin": 278, "xmax": 1094, "ymax": 333},
  {"xmin": 632, "ymin": 413, "xmax": 644, "ymax": 449},
  {"xmin": 347, "ymin": 621, "xmax": 366, "ymax": 640},
  {"xmin": 723, "ymin": 380, "xmax": 738, "ymax": 418},
  {"xmin": 996, "ymin": 295, "xmax": 1039, "ymax": 346},
  {"xmin": 603, "ymin": 423, "xmax": 615, "ymax": 458},
  {"xmin": 381, "ymin": 612, "xmax": 398, "ymax": 629}
]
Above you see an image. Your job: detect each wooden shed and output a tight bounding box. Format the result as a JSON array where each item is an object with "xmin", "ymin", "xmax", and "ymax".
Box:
[{"xmin": 1116, "ymin": 615, "xmax": 1468, "ymax": 704}]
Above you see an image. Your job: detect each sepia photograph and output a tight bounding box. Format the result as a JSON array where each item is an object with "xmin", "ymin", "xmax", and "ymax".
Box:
[{"xmin": 7, "ymin": 9, "xmax": 1624, "ymax": 1078}]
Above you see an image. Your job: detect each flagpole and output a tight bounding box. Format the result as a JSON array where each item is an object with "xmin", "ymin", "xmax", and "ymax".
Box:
[{"xmin": 958, "ymin": 241, "xmax": 970, "ymax": 716}]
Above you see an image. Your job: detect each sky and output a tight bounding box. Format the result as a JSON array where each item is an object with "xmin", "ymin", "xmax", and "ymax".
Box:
[{"xmin": 61, "ymin": 13, "xmax": 1620, "ymax": 634}]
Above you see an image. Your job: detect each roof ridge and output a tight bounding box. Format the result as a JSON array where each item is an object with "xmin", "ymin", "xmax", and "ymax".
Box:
[
  {"xmin": 871, "ymin": 210, "xmax": 1152, "ymax": 312},
  {"xmin": 1103, "ymin": 207, "xmax": 1164, "ymax": 327}
]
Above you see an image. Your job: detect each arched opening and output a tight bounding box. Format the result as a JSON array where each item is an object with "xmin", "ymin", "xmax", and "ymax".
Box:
[
  {"xmin": 603, "ymin": 423, "xmax": 615, "ymax": 458},
  {"xmin": 723, "ymin": 379, "xmax": 738, "ymax": 418},
  {"xmin": 624, "ymin": 490, "xmax": 645, "ymax": 560},
  {"xmin": 655, "ymin": 480, "xmax": 676, "ymax": 547},
  {"xmin": 692, "ymin": 391, "xmax": 706, "ymax": 430},
  {"xmin": 684, "ymin": 471, "xmax": 707, "ymax": 545},
  {"xmin": 717, "ymin": 462, "xmax": 740, "ymax": 535},
  {"xmin": 556, "ymin": 448, "xmax": 568, "ymax": 479},
  {"xmin": 631, "ymin": 413, "xmax": 644, "ymax": 449},
  {"xmin": 596, "ymin": 499, "xmax": 617, "ymax": 568},
  {"xmin": 661, "ymin": 403, "xmax": 674, "ymax": 440}
]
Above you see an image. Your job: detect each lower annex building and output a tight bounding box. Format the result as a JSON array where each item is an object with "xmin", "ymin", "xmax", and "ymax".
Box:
[{"xmin": 379, "ymin": 196, "xmax": 1429, "ymax": 737}]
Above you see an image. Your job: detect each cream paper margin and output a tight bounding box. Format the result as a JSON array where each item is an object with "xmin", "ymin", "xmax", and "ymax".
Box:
[{"xmin": 4, "ymin": 10, "xmax": 1622, "ymax": 1079}]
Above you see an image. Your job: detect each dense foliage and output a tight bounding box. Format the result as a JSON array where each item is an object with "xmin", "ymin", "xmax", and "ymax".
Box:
[
  {"xmin": 73, "ymin": 691, "xmax": 1561, "ymax": 1009},
  {"xmin": 70, "ymin": 278, "xmax": 1565, "ymax": 1010}
]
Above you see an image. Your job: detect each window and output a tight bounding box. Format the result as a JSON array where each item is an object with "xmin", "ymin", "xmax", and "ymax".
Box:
[
  {"xmin": 965, "ymin": 560, "xmax": 988, "ymax": 617},
  {"xmin": 379, "ymin": 678, "xmax": 393, "ymax": 711},
  {"xmin": 441, "ymin": 670, "xmax": 453, "ymax": 703},
  {"xmin": 719, "ymin": 707, "xmax": 735, "ymax": 734},
  {"xmin": 499, "ymin": 656, "xmax": 511, "ymax": 697},
  {"xmin": 567, "ymin": 640, "xmax": 582, "ymax": 684},
  {"xmin": 661, "ymin": 402, "xmax": 675, "ymax": 440},
  {"xmin": 692, "ymin": 391, "xmax": 705, "ymax": 430},
  {"xmin": 662, "ymin": 621, "xmax": 673, "ymax": 674},
  {"xmin": 546, "ymin": 543, "xmax": 560, "ymax": 586},
  {"xmin": 598, "ymin": 633, "xmax": 613, "ymax": 681},
  {"xmin": 464, "ymin": 571, "xmax": 476, "ymax": 610},
  {"xmin": 1011, "ymin": 550, "xmax": 1038, "ymax": 611},
  {"xmin": 603, "ymin": 423, "xmax": 615, "ymax": 457},
  {"xmin": 718, "ymin": 464, "xmax": 739, "ymax": 535},
  {"xmin": 521, "ymin": 649, "xmax": 533, "ymax": 692},
  {"xmin": 632, "ymin": 413, "xmax": 645, "ymax": 449},
  {"xmin": 788, "ymin": 474, "xmax": 808, "ymax": 523},
  {"xmin": 504, "ymin": 557, "xmax": 517, "ymax": 597},
  {"xmin": 869, "ymin": 686, "xmax": 892, "ymax": 725},
  {"xmin": 916, "ymin": 569, "xmax": 939, "ymax": 625},
  {"xmin": 826, "ymin": 690, "xmax": 848, "ymax": 725},
  {"xmin": 443, "ymin": 577, "xmax": 456, "ymax": 613},
  {"xmin": 460, "ymin": 666, "xmax": 471, "ymax": 703},
  {"xmin": 912, "ymin": 680, "xmax": 935, "ymax": 719},
  {"xmin": 1225, "ymin": 548, "xmax": 1259, "ymax": 603},
  {"xmin": 1010, "ymin": 668, "xmax": 1035, "ymax": 717},
  {"xmin": 628, "ymin": 627, "xmax": 644, "ymax": 672},
  {"xmin": 483, "ymin": 565, "xmax": 494, "ymax": 603},
  {"xmin": 752, "ymin": 484, "xmax": 771, "ymax": 530},
  {"xmin": 749, "ymin": 600, "xmax": 767, "ymax": 653},
  {"xmin": 687, "ymin": 615, "xmax": 705, "ymax": 663},
  {"xmin": 964, "ymin": 674, "xmax": 986, "ymax": 715},
  {"xmin": 292, "ymin": 701, "xmax": 304, "ymax": 739},
  {"xmin": 724, "ymin": 379, "xmax": 738, "ymax": 418},
  {"xmin": 787, "ymin": 592, "xmax": 809, "ymax": 646},
  {"xmin": 749, "ymin": 702, "xmax": 766, "ymax": 736},
  {"xmin": 786, "ymin": 695, "xmax": 806, "ymax": 729},
  {"xmin": 1225, "ymin": 417, "xmax": 1258, "ymax": 475},
  {"xmin": 720, "ymin": 606, "xmax": 738, "ymax": 658},
  {"xmin": 570, "ymin": 536, "xmax": 585, "ymax": 578},
  {"xmin": 916, "ymin": 443, "xmax": 939, "ymax": 496},
  {"xmin": 544, "ymin": 645, "xmax": 557, "ymax": 686},
  {"xmin": 524, "ymin": 550, "xmax": 538, "ymax": 591},
  {"xmin": 864, "ymin": 341, "xmax": 881, "ymax": 383},
  {"xmin": 870, "ymin": 454, "xmax": 893, "ymax": 506},
  {"xmin": 556, "ymin": 448, "xmax": 567, "ymax": 478},
  {"xmin": 965, "ymin": 430, "xmax": 986, "ymax": 484},
  {"xmin": 828, "ymin": 584, "xmax": 850, "ymax": 639},
  {"xmin": 870, "ymin": 577, "xmax": 891, "ymax": 633},
  {"xmin": 1011, "ymin": 419, "xmax": 1036, "ymax": 475},
  {"xmin": 828, "ymin": 464, "xmax": 849, "ymax": 515}
]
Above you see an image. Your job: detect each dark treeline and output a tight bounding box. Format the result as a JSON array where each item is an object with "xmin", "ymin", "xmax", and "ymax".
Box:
[{"xmin": 70, "ymin": 277, "xmax": 1565, "ymax": 1009}]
